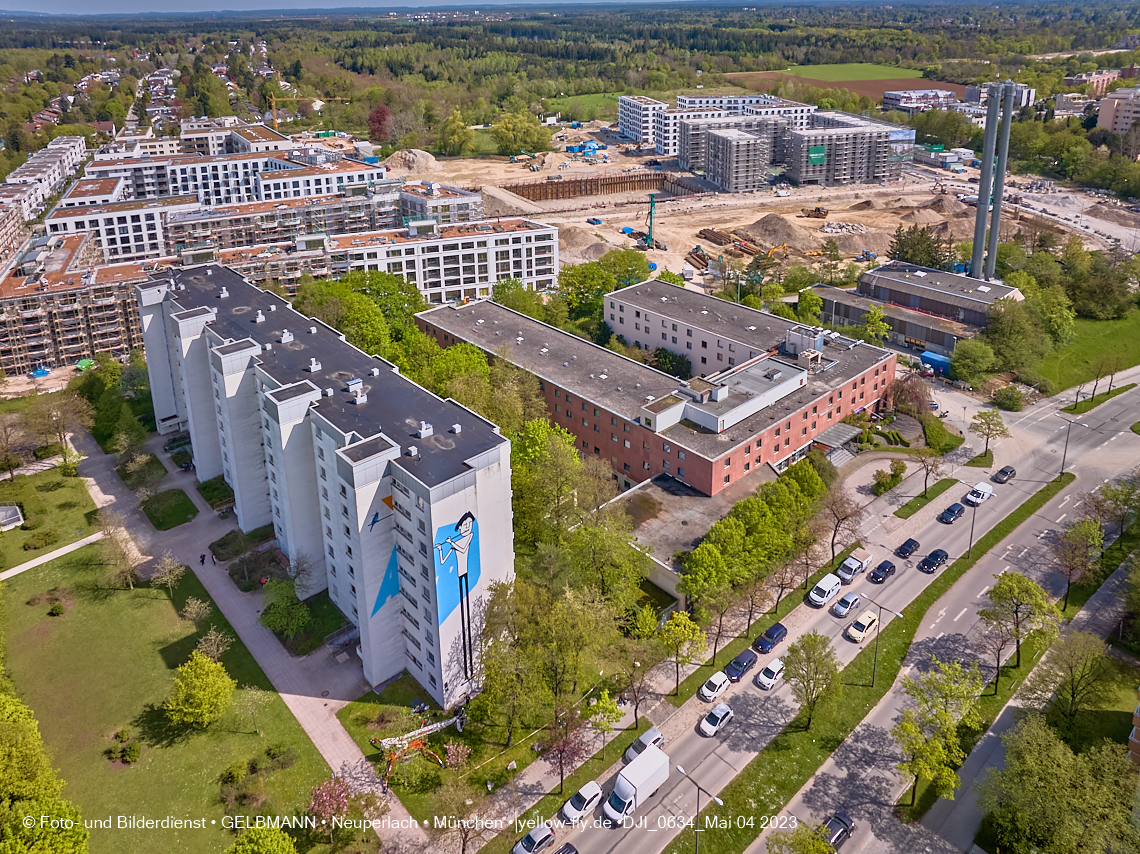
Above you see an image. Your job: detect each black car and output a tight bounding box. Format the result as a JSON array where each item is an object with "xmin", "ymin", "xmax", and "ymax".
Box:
[
  {"xmin": 918, "ymin": 549, "xmax": 949, "ymax": 573},
  {"xmin": 993, "ymin": 466, "xmax": 1016, "ymax": 484},
  {"xmin": 896, "ymin": 538, "xmax": 920, "ymax": 559},
  {"xmin": 869, "ymin": 560, "xmax": 896, "ymax": 583},
  {"xmin": 752, "ymin": 622, "xmax": 788, "ymax": 654},
  {"xmin": 724, "ymin": 649, "xmax": 758, "ymax": 682},
  {"xmin": 819, "ymin": 811, "xmax": 857, "ymax": 849},
  {"xmin": 938, "ymin": 503, "xmax": 965, "ymax": 524}
]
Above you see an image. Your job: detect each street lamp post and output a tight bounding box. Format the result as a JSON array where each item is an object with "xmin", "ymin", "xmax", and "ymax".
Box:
[
  {"xmin": 860, "ymin": 593, "xmax": 904, "ymax": 688},
  {"xmin": 967, "ymin": 499, "xmax": 978, "ymax": 559},
  {"xmin": 1055, "ymin": 413, "xmax": 1089, "ymax": 477},
  {"xmin": 676, "ymin": 765, "xmax": 722, "ymax": 854}
]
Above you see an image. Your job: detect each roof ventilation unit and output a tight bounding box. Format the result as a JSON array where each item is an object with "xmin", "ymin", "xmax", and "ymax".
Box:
[
  {"xmin": 407, "ymin": 445, "xmax": 418, "ymax": 457},
  {"xmin": 219, "ymin": 287, "xmax": 229, "ymax": 298},
  {"xmin": 254, "ymin": 310, "xmax": 265, "ymax": 323},
  {"xmin": 309, "ymin": 326, "xmax": 318, "ymax": 334},
  {"xmin": 307, "ymin": 357, "xmax": 321, "ymax": 372},
  {"xmin": 451, "ymin": 423, "xmax": 462, "ymax": 434},
  {"xmin": 417, "ymin": 422, "xmax": 434, "ymax": 438},
  {"xmin": 280, "ymin": 329, "xmax": 294, "ymax": 343},
  {"xmin": 323, "ymin": 388, "xmax": 333, "ymax": 397},
  {"xmin": 370, "ymin": 367, "xmax": 380, "ymax": 377}
]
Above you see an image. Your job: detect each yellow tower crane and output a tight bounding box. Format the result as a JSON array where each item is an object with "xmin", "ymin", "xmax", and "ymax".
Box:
[{"xmin": 267, "ymin": 94, "xmax": 350, "ymax": 131}]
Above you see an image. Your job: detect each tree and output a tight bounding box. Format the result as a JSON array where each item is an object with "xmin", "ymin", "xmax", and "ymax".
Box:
[
  {"xmin": 565, "ymin": 516, "xmax": 649, "ymax": 613},
  {"xmin": 782, "ymin": 630, "xmax": 841, "ymax": 729},
  {"xmin": 1050, "ymin": 519, "xmax": 1103, "ymax": 610},
  {"xmin": 766, "ymin": 823, "xmax": 834, "ymax": 854},
  {"xmin": 110, "ymin": 403, "xmax": 146, "ymax": 459},
  {"xmin": 885, "ymin": 371, "xmax": 929, "ymax": 416},
  {"xmin": 887, "ymin": 224, "xmax": 952, "ymax": 269},
  {"xmin": 24, "ymin": 389, "xmax": 94, "ymax": 465},
  {"xmin": 99, "ymin": 508, "xmax": 142, "ymax": 590},
  {"xmin": 233, "ymin": 685, "xmax": 272, "ymax": 734},
  {"xmin": 893, "ymin": 710, "xmax": 961, "ymax": 806},
  {"xmin": 438, "ymin": 108, "xmax": 473, "ymax": 155},
  {"xmin": 226, "ymin": 827, "xmax": 297, "ymax": 854},
  {"xmin": 0, "ymin": 413, "xmax": 26, "ymax": 479},
  {"xmin": 367, "ymin": 102, "xmax": 391, "ymax": 141},
  {"xmin": 431, "ymin": 779, "xmax": 492, "ymax": 854},
  {"xmin": 915, "ymin": 451, "xmax": 944, "ymax": 497},
  {"xmin": 976, "ymin": 620, "xmax": 1015, "ymax": 694},
  {"xmin": 968, "ymin": 409, "xmax": 1010, "ymax": 455},
  {"xmin": 309, "ymin": 776, "xmax": 350, "ymax": 843},
  {"xmin": 493, "ymin": 277, "xmax": 545, "ymax": 321},
  {"xmin": 149, "ymin": 550, "xmax": 185, "ymax": 598},
  {"xmin": 658, "ymin": 611, "xmax": 706, "ymax": 696},
  {"xmin": 180, "ymin": 597, "xmax": 211, "ymax": 628},
  {"xmin": 164, "ymin": 650, "xmax": 236, "ymax": 727},
  {"xmin": 678, "ymin": 542, "xmax": 736, "ymax": 664},
  {"xmin": 196, "ymin": 627, "xmax": 234, "ymax": 662},
  {"xmin": 490, "ymin": 111, "xmax": 549, "ymax": 154},
  {"xmin": 629, "ymin": 604, "xmax": 658, "ymax": 640},
  {"xmin": 991, "ymin": 385, "xmax": 1024, "ymax": 411},
  {"xmin": 862, "ymin": 305, "xmax": 889, "ymax": 343},
  {"xmin": 796, "ymin": 288, "xmax": 823, "ymax": 323},
  {"xmin": 540, "ymin": 705, "xmax": 592, "ymax": 794},
  {"xmin": 259, "ymin": 579, "xmax": 311, "ymax": 639},
  {"xmin": 1022, "ymin": 630, "xmax": 1114, "ymax": 735},
  {"xmin": 821, "ymin": 490, "xmax": 864, "ymax": 563},
  {"xmin": 982, "ymin": 298, "xmax": 1051, "ymax": 371},
  {"xmin": 598, "ymin": 249, "xmax": 650, "ymax": 290},
  {"xmin": 618, "ymin": 642, "xmax": 654, "ymax": 727},
  {"xmin": 978, "ymin": 573, "xmax": 1060, "ymax": 668},
  {"xmin": 950, "ymin": 339, "xmax": 996, "ymax": 384},
  {"xmin": 977, "ymin": 714, "xmax": 1140, "ymax": 854},
  {"xmin": 590, "ymin": 689, "xmax": 623, "ymax": 759},
  {"xmin": 558, "ymin": 261, "xmax": 616, "ymax": 321},
  {"xmin": 1082, "ymin": 468, "xmax": 1140, "ymax": 545}
]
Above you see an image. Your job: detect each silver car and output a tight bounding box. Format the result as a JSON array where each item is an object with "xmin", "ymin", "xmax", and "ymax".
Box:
[{"xmin": 832, "ymin": 591, "xmax": 861, "ymax": 618}]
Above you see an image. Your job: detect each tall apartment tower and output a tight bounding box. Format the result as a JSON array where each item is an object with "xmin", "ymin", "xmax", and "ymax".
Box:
[{"xmin": 136, "ymin": 264, "xmax": 514, "ymax": 707}]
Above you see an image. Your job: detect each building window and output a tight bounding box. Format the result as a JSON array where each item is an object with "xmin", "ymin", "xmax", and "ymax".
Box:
[{"xmin": 724, "ymin": 474, "xmax": 730, "ymax": 484}]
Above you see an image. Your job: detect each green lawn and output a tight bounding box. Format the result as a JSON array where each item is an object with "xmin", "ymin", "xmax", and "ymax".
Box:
[
  {"xmin": 196, "ymin": 475, "xmax": 235, "ymax": 509},
  {"xmin": 1037, "ymin": 313, "xmax": 1140, "ymax": 391},
  {"xmin": 1, "ymin": 544, "xmax": 331, "ymax": 854},
  {"xmin": 966, "ymin": 449, "xmax": 994, "ymax": 468},
  {"xmin": 1132, "ymin": 420, "xmax": 1140, "ymax": 436},
  {"xmin": 141, "ymin": 489, "xmax": 198, "ymax": 530},
  {"xmin": 781, "ymin": 63, "xmax": 924, "ymax": 81},
  {"xmin": 894, "ymin": 478, "xmax": 958, "ymax": 519},
  {"xmin": 1062, "ymin": 382, "xmax": 1137, "ymax": 414},
  {"xmin": 921, "ymin": 414, "xmax": 965, "ymax": 454},
  {"xmin": 0, "ymin": 469, "xmax": 98, "ymax": 571},
  {"xmin": 285, "ymin": 590, "xmax": 346, "ymax": 656},
  {"xmin": 546, "ymin": 92, "xmax": 619, "ymax": 122},
  {"xmin": 115, "ymin": 453, "xmax": 167, "ymax": 491},
  {"xmin": 660, "ymin": 474, "xmax": 1075, "ymax": 854},
  {"xmin": 210, "ymin": 523, "xmax": 276, "ymax": 561}
]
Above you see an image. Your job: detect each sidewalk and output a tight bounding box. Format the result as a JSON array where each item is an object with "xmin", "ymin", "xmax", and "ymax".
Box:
[
  {"xmin": 72, "ymin": 432, "xmax": 429, "ymax": 847},
  {"xmin": 0, "ymin": 531, "xmax": 105, "ymax": 581}
]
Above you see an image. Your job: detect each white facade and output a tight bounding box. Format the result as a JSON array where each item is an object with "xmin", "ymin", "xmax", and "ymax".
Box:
[
  {"xmin": 617, "ymin": 96, "xmax": 667, "ymax": 143},
  {"xmin": 136, "ymin": 264, "xmax": 514, "ymax": 708},
  {"xmin": 653, "ymin": 109, "xmax": 726, "ymax": 157},
  {"xmin": 45, "ymin": 197, "xmax": 203, "ymax": 263},
  {"xmin": 2, "ymin": 135, "xmax": 87, "ymax": 220}
]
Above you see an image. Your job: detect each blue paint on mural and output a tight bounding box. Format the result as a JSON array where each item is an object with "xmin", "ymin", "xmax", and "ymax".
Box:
[
  {"xmin": 371, "ymin": 546, "xmax": 401, "ymax": 617},
  {"xmin": 434, "ymin": 513, "xmax": 479, "ymax": 624}
]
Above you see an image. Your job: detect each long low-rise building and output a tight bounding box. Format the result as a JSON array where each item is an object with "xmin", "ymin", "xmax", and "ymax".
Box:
[
  {"xmin": 857, "ymin": 261, "xmax": 1023, "ymax": 327},
  {"xmin": 418, "ymin": 280, "xmax": 895, "ymax": 496},
  {"xmin": 137, "ymin": 264, "xmax": 514, "ymax": 709}
]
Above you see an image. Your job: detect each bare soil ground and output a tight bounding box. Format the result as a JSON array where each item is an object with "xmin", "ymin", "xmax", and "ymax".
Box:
[{"xmin": 725, "ymin": 72, "xmax": 966, "ymax": 101}]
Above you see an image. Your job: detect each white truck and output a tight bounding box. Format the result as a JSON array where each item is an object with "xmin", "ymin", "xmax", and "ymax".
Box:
[
  {"xmin": 603, "ymin": 745, "xmax": 670, "ymax": 823},
  {"xmin": 837, "ymin": 547, "xmax": 873, "ymax": 584}
]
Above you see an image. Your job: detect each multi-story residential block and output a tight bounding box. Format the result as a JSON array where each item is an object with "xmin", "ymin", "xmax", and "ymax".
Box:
[
  {"xmin": 179, "ymin": 116, "xmax": 251, "ymax": 156},
  {"xmin": 2, "ymin": 135, "xmax": 88, "ymax": 220},
  {"xmin": 679, "ymin": 94, "xmax": 814, "ymax": 125},
  {"xmin": 58, "ymin": 177, "xmax": 130, "ymax": 209},
  {"xmin": 705, "ymin": 129, "xmax": 773, "ymax": 192},
  {"xmin": 137, "ymin": 264, "xmax": 514, "ymax": 707},
  {"xmin": 652, "ymin": 109, "xmax": 726, "ymax": 157},
  {"xmin": 0, "ymin": 204, "xmax": 31, "ymax": 275},
  {"xmin": 1098, "ymin": 87, "xmax": 1140, "ymax": 134},
  {"xmin": 617, "ymin": 96, "xmax": 667, "ymax": 144},
  {"xmin": 0, "ymin": 234, "xmax": 142, "ymax": 373},
  {"xmin": 419, "ymin": 279, "xmax": 895, "ymax": 495},
  {"xmin": 964, "ymin": 83, "xmax": 1036, "ymax": 107},
  {"xmin": 45, "ymin": 196, "xmax": 204, "ymax": 263},
  {"xmin": 678, "ymin": 115, "xmax": 789, "ymax": 172},
  {"xmin": 397, "ymin": 182, "xmax": 484, "ymax": 225},
  {"xmin": 1063, "ymin": 69, "xmax": 1121, "ymax": 97},
  {"xmin": 783, "ymin": 112, "xmax": 893, "ymax": 186},
  {"xmin": 881, "ymin": 89, "xmax": 960, "ymax": 114}
]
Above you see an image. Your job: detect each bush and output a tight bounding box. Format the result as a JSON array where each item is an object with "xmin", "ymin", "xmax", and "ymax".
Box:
[
  {"xmin": 33, "ymin": 443, "xmax": 63, "ymax": 460},
  {"xmin": 220, "ymin": 760, "xmax": 248, "ymax": 786},
  {"xmin": 48, "ymin": 603, "xmax": 65, "ymax": 616},
  {"xmin": 807, "ymin": 447, "xmax": 840, "ymax": 486},
  {"xmin": 116, "ymin": 727, "xmax": 134, "ymax": 743},
  {"xmin": 992, "ymin": 386, "xmax": 1024, "ymax": 411},
  {"xmin": 121, "ymin": 742, "xmax": 141, "ymax": 763},
  {"xmin": 58, "ymin": 463, "xmax": 78, "ymax": 477},
  {"xmin": 264, "ymin": 743, "xmax": 298, "ymax": 771},
  {"xmin": 920, "ymin": 414, "xmax": 965, "ymax": 455},
  {"xmin": 20, "ymin": 517, "xmax": 43, "ymax": 531},
  {"xmin": 23, "ymin": 529, "xmax": 60, "ymax": 550},
  {"xmin": 1014, "ymin": 368, "xmax": 1056, "ymax": 397}
]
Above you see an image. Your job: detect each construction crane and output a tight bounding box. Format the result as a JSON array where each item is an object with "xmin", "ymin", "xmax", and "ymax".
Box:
[{"xmin": 267, "ymin": 94, "xmax": 350, "ymax": 131}]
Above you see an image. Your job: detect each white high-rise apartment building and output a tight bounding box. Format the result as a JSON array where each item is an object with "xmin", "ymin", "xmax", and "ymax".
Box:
[
  {"xmin": 136, "ymin": 264, "xmax": 514, "ymax": 708},
  {"xmin": 652, "ymin": 109, "xmax": 726, "ymax": 157},
  {"xmin": 618, "ymin": 96, "xmax": 667, "ymax": 144}
]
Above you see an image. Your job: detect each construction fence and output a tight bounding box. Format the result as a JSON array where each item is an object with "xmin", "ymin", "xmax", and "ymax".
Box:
[{"xmin": 499, "ymin": 171, "xmax": 708, "ymax": 202}]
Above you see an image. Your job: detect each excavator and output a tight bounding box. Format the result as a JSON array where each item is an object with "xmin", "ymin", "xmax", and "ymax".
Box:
[
  {"xmin": 931, "ymin": 181, "xmax": 949, "ymax": 195},
  {"xmin": 766, "ymin": 243, "xmax": 788, "ymax": 260}
]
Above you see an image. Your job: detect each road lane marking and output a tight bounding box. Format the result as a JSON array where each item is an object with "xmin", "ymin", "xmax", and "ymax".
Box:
[
  {"xmin": 1019, "ymin": 547, "xmax": 1029, "ymax": 557},
  {"xmin": 1057, "ymin": 513, "xmax": 1066, "ymax": 523},
  {"xmin": 978, "ymin": 585, "xmax": 990, "ymax": 598},
  {"xmin": 953, "ymin": 608, "xmax": 968, "ymax": 622},
  {"xmin": 935, "ymin": 632, "xmax": 944, "ymax": 639},
  {"xmin": 1060, "ymin": 496, "xmax": 1071, "ymax": 507}
]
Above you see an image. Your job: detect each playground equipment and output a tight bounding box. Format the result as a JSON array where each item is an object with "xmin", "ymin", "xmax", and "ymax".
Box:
[{"xmin": 369, "ymin": 706, "xmax": 467, "ymax": 792}]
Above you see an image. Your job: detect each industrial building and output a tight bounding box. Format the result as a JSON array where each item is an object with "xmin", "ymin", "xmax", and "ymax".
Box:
[
  {"xmin": 418, "ymin": 279, "xmax": 895, "ymax": 496},
  {"xmin": 811, "ymin": 284, "xmax": 978, "ymax": 357},
  {"xmin": 136, "ymin": 264, "xmax": 514, "ymax": 708},
  {"xmin": 881, "ymin": 89, "xmax": 960, "ymax": 115},
  {"xmin": 705, "ymin": 129, "xmax": 773, "ymax": 193},
  {"xmin": 857, "ymin": 261, "xmax": 1023, "ymax": 327}
]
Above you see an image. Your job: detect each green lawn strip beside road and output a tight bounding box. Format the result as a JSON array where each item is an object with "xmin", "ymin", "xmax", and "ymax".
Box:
[
  {"xmin": 966, "ymin": 450, "xmax": 993, "ymax": 468},
  {"xmin": 667, "ymin": 546, "xmax": 860, "ymax": 707},
  {"xmin": 478, "ymin": 722, "xmax": 652, "ymax": 854},
  {"xmin": 0, "ymin": 468, "xmax": 98, "ymax": 571},
  {"xmin": 1132, "ymin": 420, "xmax": 1140, "ymax": 436},
  {"xmin": 1062, "ymin": 383, "xmax": 1137, "ymax": 414},
  {"xmin": 2, "ymin": 544, "xmax": 330, "ymax": 854},
  {"xmin": 1037, "ymin": 314, "xmax": 1140, "ymax": 391},
  {"xmin": 660, "ymin": 473, "xmax": 1075, "ymax": 854},
  {"xmin": 895, "ymin": 478, "xmax": 958, "ymax": 519}
]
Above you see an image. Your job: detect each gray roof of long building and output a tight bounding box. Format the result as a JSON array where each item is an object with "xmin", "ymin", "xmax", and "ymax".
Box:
[
  {"xmin": 149, "ymin": 265, "xmax": 506, "ymax": 488},
  {"xmin": 859, "ymin": 261, "xmax": 1020, "ymax": 308},
  {"xmin": 811, "ymin": 285, "xmax": 980, "ymax": 337}
]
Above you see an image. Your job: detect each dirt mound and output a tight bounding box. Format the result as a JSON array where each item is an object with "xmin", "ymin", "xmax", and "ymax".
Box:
[
  {"xmin": 383, "ymin": 148, "xmax": 440, "ymax": 174},
  {"xmin": 738, "ymin": 214, "xmax": 817, "ymax": 251},
  {"xmin": 560, "ymin": 226, "xmax": 605, "ymax": 251},
  {"xmin": 922, "ymin": 196, "xmax": 969, "ymax": 215},
  {"xmin": 847, "ymin": 199, "xmax": 885, "ymax": 211},
  {"xmin": 481, "ymin": 184, "xmax": 545, "ymax": 216},
  {"xmin": 835, "ymin": 232, "xmax": 892, "ymax": 256},
  {"xmin": 1090, "ymin": 201, "xmax": 1140, "ymax": 227},
  {"xmin": 901, "ymin": 207, "xmax": 946, "ymax": 225},
  {"xmin": 580, "ymin": 242, "xmax": 610, "ymax": 261}
]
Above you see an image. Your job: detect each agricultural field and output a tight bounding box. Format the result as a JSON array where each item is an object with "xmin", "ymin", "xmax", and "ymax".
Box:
[
  {"xmin": 727, "ymin": 64, "xmax": 964, "ymax": 101},
  {"xmin": 779, "ymin": 63, "xmax": 925, "ymax": 81}
]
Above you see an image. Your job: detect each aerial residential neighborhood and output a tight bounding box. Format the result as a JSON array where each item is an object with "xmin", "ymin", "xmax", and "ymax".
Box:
[{"xmin": 0, "ymin": 4, "xmax": 1139, "ymax": 854}]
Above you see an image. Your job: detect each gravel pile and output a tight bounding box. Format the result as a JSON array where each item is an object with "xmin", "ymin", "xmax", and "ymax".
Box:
[{"xmin": 819, "ymin": 221, "xmax": 870, "ymax": 235}]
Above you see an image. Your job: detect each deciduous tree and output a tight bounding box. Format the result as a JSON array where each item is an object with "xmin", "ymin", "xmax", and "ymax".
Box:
[
  {"xmin": 233, "ymin": 685, "xmax": 271, "ymax": 734},
  {"xmin": 164, "ymin": 650, "xmax": 236, "ymax": 727},
  {"xmin": 24, "ymin": 389, "xmax": 94, "ymax": 465},
  {"xmin": 950, "ymin": 339, "xmax": 996, "ymax": 384},
  {"xmin": 766, "ymin": 823, "xmax": 834, "ymax": 854},
  {"xmin": 968, "ymin": 409, "xmax": 1011, "ymax": 455},
  {"xmin": 679, "ymin": 543, "xmax": 736, "ymax": 665},
  {"xmin": 438, "ymin": 107, "xmax": 473, "ymax": 155},
  {"xmin": 180, "ymin": 597, "xmax": 212, "ymax": 628},
  {"xmin": 590, "ymin": 689, "xmax": 623, "ymax": 759},
  {"xmin": 658, "ymin": 611, "xmax": 705, "ymax": 696},
  {"xmin": 540, "ymin": 705, "xmax": 592, "ymax": 794},
  {"xmin": 149, "ymin": 550, "xmax": 185, "ymax": 598},
  {"xmin": 915, "ymin": 451, "xmax": 945, "ymax": 497},
  {"xmin": 783, "ymin": 630, "xmax": 841, "ymax": 729},
  {"xmin": 1022, "ymin": 630, "xmax": 1114, "ymax": 735},
  {"xmin": 196, "ymin": 627, "xmax": 234, "ymax": 662},
  {"xmin": 978, "ymin": 573, "xmax": 1060, "ymax": 668},
  {"xmin": 821, "ymin": 490, "xmax": 864, "ymax": 563},
  {"xmin": 1050, "ymin": 518, "xmax": 1103, "ymax": 610},
  {"xmin": 431, "ymin": 780, "xmax": 492, "ymax": 854},
  {"xmin": 0, "ymin": 413, "xmax": 26, "ymax": 479}
]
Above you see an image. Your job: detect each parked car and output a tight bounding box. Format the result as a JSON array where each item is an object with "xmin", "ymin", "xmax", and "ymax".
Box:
[
  {"xmin": 993, "ymin": 466, "xmax": 1016, "ymax": 484},
  {"xmin": 724, "ymin": 649, "xmax": 758, "ymax": 683},
  {"xmin": 586, "ymin": 217, "xmax": 603, "ymax": 225},
  {"xmin": 832, "ymin": 591, "xmax": 862, "ymax": 618},
  {"xmin": 754, "ymin": 657, "xmax": 785, "ymax": 690},
  {"xmin": 965, "ymin": 483, "xmax": 995, "ymax": 506},
  {"xmin": 512, "ymin": 823, "xmax": 554, "ymax": 854},
  {"xmin": 847, "ymin": 610, "xmax": 879, "ymax": 643},
  {"xmin": 939, "ymin": 503, "xmax": 965, "ymax": 524},
  {"xmin": 896, "ymin": 538, "xmax": 920, "ymax": 558},
  {"xmin": 698, "ymin": 671, "xmax": 730, "ymax": 702},
  {"xmin": 562, "ymin": 782, "xmax": 602, "ymax": 824},
  {"xmin": 918, "ymin": 549, "xmax": 950, "ymax": 573},
  {"xmin": 752, "ymin": 622, "xmax": 788, "ymax": 654},
  {"xmin": 623, "ymin": 727, "xmax": 665, "ymax": 763},
  {"xmin": 869, "ymin": 560, "xmax": 896, "ymax": 583},
  {"xmin": 552, "ymin": 846, "xmax": 578, "ymax": 854},
  {"xmin": 699, "ymin": 702, "xmax": 734, "ymax": 737},
  {"xmin": 819, "ymin": 811, "xmax": 857, "ymax": 849},
  {"xmin": 808, "ymin": 573, "xmax": 843, "ymax": 607}
]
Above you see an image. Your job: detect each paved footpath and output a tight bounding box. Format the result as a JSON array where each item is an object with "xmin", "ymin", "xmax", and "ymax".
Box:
[
  {"xmin": 70, "ymin": 432, "xmax": 429, "ymax": 847},
  {"xmin": 0, "ymin": 531, "xmax": 105, "ymax": 581}
]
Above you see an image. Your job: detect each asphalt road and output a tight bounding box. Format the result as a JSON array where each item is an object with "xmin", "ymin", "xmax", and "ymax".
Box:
[{"xmin": 526, "ymin": 372, "xmax": 1140, "ymax": 854}]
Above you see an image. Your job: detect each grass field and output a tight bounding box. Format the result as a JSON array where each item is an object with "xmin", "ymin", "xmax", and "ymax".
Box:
[
  {"xmin": 780, "ymin": 63, "xmax": 924, "ymax": 81},
  {"xmin": 115, "ymin": 453, "xmax": 167, "ymax": 491},
  {"xmin": 141, "ymin": 488, "xmax": 198, "ymax": 530},
  {"xmin": 0, "ymin": 469, "xmax": 97, "ymax": 570},
  {"xmin": 1062, "ymin": 382, "xmax": 1137, "ymax": 414},
  {"xmin": 1037, "ymin": 312, "xmax": 1140, "ymax": 391},
  {"xmin": 546, "ymin": 92, "xmax": 619, "ymax": 121},
  {"xmin": 2, "ymin": 544, "xmax": 331, "ymax": 854}
]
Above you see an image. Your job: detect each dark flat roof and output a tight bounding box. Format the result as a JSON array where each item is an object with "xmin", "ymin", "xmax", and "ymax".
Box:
[
  {"xmin": 858, "ymin": 261, "xmax": 1020, "ymax": 308},
  {"xmin": 811, "ymin": 285, "xmax": 980, "ymax": 338},
  {"xmin": 146, "ymin": 265, "xmax": 505, "ymax": 488}
]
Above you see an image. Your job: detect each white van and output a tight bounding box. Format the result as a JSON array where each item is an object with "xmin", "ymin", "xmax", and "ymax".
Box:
[
  {"xmin": 808, "ymin": 573, "xmax": 843, "ymax": 607},
  {"xmin": 965, "ymin": 482, "xmax": 995, "ymax": 506}
]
